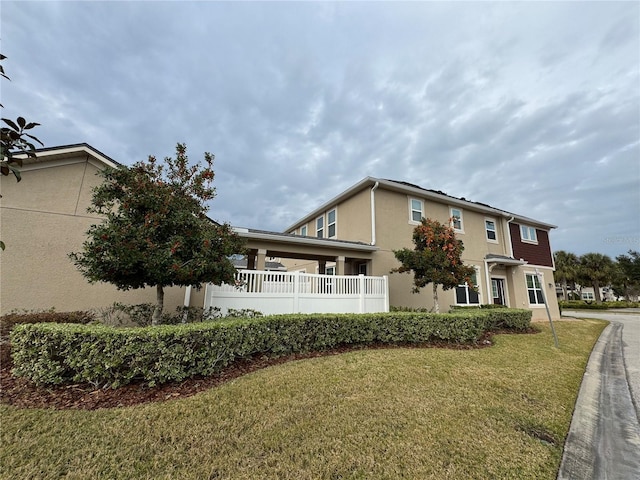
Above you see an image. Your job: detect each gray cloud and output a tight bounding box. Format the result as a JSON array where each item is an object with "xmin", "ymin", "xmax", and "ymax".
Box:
[{"xmin": 2, "ymin": 1, "xmax": 638, "ymax": 258}]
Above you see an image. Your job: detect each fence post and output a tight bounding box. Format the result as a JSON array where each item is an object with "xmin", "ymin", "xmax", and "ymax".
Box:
[
  {"xmin": 293, "ymin": 270, "xmax": 300, "ymax": 313},
  {"xmin": 383, "ymin": 275, "xmax": 390, "ymax": 312},
  {"xmin": 359, "ymin": 274, "xmax": 365, "ymax": 313}
]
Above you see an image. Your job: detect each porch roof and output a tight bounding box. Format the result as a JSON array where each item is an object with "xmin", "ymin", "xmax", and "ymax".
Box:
[
  {"xmin": 485, "ymin": 254, "xmax": 528, "ymax": 266},
  {"xmin": 233, "ymin": 227, "xmax": 377, "ymax": 253},
  {"xmin": 233, "ymin": 227, "xmax": 378, "ymax": 261}
]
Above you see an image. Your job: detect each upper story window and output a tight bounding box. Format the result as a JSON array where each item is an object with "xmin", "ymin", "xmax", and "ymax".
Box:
[
  {"xmin": 327, "ymin": 209, "xmax": 337, "ymax": 238},
  {"xmin": 300, "ymin": 225, "xmax": 307, "ymax": 236},
  {"xmin": 450, "ymin": 207, "xmax": 464, "ymax": 233},
  {"xmin": 485, "ymin": 218, "xmax": 498, "ymax": 243},
  {"xmin": 316, "ymin": 216, "xmax": 324, "ymax": 238},
  {"xmin": 409, "ymin": 198, "xmax": 423, "ymax": 224},
  {"xmin": 520, "ymin": 225, "xmax": 538, "ymax": 244}
]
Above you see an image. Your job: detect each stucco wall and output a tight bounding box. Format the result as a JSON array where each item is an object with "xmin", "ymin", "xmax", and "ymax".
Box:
[{"xmin": 1, "ymin": 155, "xmax": 188, "ymax": 315}]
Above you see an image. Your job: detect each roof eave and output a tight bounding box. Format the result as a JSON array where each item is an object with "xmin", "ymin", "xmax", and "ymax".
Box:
[{"xmin": 234, "ymin": 227, "xmax": 378, "ymax": 252}]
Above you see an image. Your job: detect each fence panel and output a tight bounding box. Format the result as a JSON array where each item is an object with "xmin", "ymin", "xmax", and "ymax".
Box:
[{"xmin": 204, "ymin": 271, "xmax": 389, "ymax": 316}]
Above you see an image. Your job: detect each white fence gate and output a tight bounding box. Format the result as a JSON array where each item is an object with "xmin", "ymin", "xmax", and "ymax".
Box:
[{"xmin": 204, "ymin": 270, "xmax": 389, "ymax": 316}]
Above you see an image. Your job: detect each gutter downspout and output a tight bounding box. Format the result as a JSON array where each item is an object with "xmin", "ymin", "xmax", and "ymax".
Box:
[
  {"xmin": 505, "ymin": 216, "xmax": 515, "ymax": 258},
  {"xmin": 370, "ymin": 181, "xmax": 379, "ymax": 245},
  {"xmin": 484, "ymin": 258, "xmax": 492, "ymax": 306}
]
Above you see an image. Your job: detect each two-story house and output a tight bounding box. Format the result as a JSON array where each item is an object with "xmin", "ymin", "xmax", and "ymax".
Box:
[{"xmin": 283, "ymin": 178, "xmax": 560, "ymax": 320}]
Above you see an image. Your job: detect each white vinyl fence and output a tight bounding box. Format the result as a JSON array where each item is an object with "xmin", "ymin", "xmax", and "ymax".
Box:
[{"xmin": 204, "ymin": 270, "xmax": 389, "ymax": 316}]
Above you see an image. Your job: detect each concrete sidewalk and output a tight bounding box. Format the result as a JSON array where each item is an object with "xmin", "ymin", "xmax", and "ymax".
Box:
[{"xmin": 557, "ymin": 312, "xmax": 640, "ymax": 479}]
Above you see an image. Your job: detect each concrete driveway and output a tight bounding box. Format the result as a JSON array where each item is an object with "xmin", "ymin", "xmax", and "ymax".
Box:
[{"xmin": 557, "ymin": 310, "xmax": 640, "ymax": 479}]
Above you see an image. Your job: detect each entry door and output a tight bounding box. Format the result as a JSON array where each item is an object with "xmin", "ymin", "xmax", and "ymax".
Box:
[{"xmin": 491, "ymin": 278, "xmax": 506, "ymax": 305}]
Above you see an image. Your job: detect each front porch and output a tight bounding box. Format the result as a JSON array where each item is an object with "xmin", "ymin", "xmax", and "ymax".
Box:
[{"xmin": 205, "ymin": 269, "xmax": 389, "ymax": 316}]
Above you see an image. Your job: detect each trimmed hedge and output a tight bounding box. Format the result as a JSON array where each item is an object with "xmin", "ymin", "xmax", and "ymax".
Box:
[
  {"xmin": 559, "ymin": 300, "xmax": 640, "ymax": 310},
  {"xmin": 11, "ymin": 309, "xmax": 532, "ymax": 388}
]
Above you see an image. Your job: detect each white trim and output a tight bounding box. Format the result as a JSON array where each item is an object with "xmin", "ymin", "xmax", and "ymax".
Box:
[
  {"xmin": 450, "ymin": 206, "xmax": 464, "ymax": 234},
  {"xmin": 485, "ymin": 217, "xmax": 499, "ymax": 243},
  {"xmin": 408, "ymin": 197, "xmax": 424, "ymax": 224},
  {"xmin": 370, "ymin": 181, "xmax": 379, "ymax": 245},
  {"xmin": 18, "ymin": 157, "xmax": 89, "ymax": 172}
]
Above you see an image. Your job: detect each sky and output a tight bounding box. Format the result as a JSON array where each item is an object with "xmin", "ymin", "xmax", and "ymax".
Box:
[{"xmin": 2, "ymin": 1, "xmax": 639, "ymax": 259}]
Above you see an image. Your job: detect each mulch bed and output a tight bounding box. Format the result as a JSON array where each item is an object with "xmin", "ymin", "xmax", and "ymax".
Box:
[{"xmin": 1, "ymin": 330, "xmax": 538, "ymax": 411}]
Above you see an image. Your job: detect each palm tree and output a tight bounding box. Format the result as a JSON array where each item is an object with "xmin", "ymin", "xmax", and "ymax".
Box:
[
  {"xmin": 554, "ymin": 250, "xmax": 580, "ymax": 301},
  {"xmin": 579, "ymin": 253, "xmax": 614, "ymax": 303}
]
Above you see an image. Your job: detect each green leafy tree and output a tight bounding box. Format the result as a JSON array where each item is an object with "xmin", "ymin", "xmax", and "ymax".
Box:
[
  {"xmin": 0, "ymin": 54, "xmax": 44, "ymax": 250},
  {"xmin": 393, "ymin": 217, "xmax": 476, "ymax": 313},
  {"xmin": 70, "ymin": 143, "xmax": 246, "ymax": 325},
  {"xmin": 613, "ymin": 250, "xmax": 640, "ymax": 301},
  {"xmin": 553, "ymin": 250, "xmax": 580, "ymax": 301},
  {"xmin": 578, "ymin": 253, "xmax": 614, "ymax": 303}
]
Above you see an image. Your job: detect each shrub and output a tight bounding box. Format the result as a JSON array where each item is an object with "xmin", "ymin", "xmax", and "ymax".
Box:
[
  {"xmin": 558, "ymin": 300, "xmax": 640, "ymax": 310},
  {"xmin": 0, "ymin": 310, "xmax": 95, "ymax": 340},
  {"xmin": 92, "ymin": 303, "xmax": 262, "ymax": 327},
  {"xmin": 10, "ymin": 309, "xmax": 531, "ymax": 388}
]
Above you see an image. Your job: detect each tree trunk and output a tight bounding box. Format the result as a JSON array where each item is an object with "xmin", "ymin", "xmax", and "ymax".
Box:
[
  {"xmin": 152, "ymin": 284, "xmax": 164, "ymax": 326},
  {"xmin": 433, "ymin": 283, "xmax": 440, "ymax": 313},
  {"xmin": 562, "ymin": 280, "xmax": 568, "ymax": 302},
  {"xmin": 593, "ymin": 280, "xmax": 602, "ymax": 303}
]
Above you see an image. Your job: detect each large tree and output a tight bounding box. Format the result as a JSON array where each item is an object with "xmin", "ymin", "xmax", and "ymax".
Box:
[
  {"xmin": 393, "ymin": 217, "xmax": 476, "ymax": 313},
  {"xmin": 554, "ymin": 250, "xmax": 580, "ymax": 301},
  {"xmin": 578, "ymin": 252, "xmax": 614, "ymax": 303},
  {"xmin": 613, "ymin": 250, "xmax": 640, "ymax": 301},
  {"xmin": 70, "ymin": 143, "xmax": 245, "ymax": 325}
]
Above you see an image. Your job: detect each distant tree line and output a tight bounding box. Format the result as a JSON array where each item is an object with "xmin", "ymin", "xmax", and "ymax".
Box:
[{"xmin": 554, "ymin": 250, "xmax": 640, "ymax": 302}]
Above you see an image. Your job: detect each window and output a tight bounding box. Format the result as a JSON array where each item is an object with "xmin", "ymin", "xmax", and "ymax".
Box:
[
  {"xmin": 526, "ymin": 273, "xmax": 544, "ymax": 305},
  {"xmin": 450, "ymin": 207, "xmax": 463, "ymax": 232},
  {"xmin": 456, "ymin": 269, "xmax": 480, "ymax": 305},
  {"xmin": 316, "ymin": 216, "xmax": 324, "ymax": 238},
  {"xmin": 520, "ymin": 225, "xmax": 538, "ymax": 243},
  {"xmin": 409, "ymin": 198, "xmax": 423, "ymax": 223},
  {"xmin": 325, "ymin": 266, "xmax": 336, "ymax": 275},
  {"xmin": 358, "ymin": 263, "xmax": 367, "ymax": 275},
  {"xmin": 485, "ymin": 218, "xmax": 498, "ymax": 242},
  {"xmin": 582, "ymin": 291, "xmax": 595, "ymax": 301},
  {"xmin": 327, "ymin": 209, "xmax": 336, "ymax": 238},
  {"xmin": 300, "ymin": 225, "xmax": 307, "ymax": 236}
]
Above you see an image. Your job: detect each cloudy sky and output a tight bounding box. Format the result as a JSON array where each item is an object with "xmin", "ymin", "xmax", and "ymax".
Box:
[{"xmin": 2, "ymin": 1, "xmax": 639, "ymax": 258}]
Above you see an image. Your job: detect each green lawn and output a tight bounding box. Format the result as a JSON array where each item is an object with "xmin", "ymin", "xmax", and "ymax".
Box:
[{"xmin": 0, "ymin": 320, "xmax": 605, "ymax": 480}]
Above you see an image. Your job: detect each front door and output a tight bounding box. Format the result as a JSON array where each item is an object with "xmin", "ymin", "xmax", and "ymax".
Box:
[{"xmin": 491, "ymin": 278, "xmax": 506, "ymax": 305}]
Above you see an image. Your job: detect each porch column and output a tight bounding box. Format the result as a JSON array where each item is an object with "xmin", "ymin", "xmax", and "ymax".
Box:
[
  {"xmin": 247, "ymin": 252, "xmax": 256, "ymax": 270},
  {"xmin": 256, "ymin": 249, "xmax": 267, "ymax": 271},
  {"xmin": 318, "ymin": 260, "xmax": 326, "ymax": 274},
  {"xmin": 336, "ymin": 256, "xmax": 346, "ymax": 275}
]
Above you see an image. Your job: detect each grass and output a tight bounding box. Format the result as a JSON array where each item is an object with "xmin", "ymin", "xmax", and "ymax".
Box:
[{"xmin": 0, "ymin": 319, "xmax": 606, "ymax": 480}]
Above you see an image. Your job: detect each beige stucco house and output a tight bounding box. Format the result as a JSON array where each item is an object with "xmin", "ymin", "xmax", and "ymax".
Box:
[
  {"xmin": 283, "ymin": 178, "xmax": 560, "ymax": 320},
  {"xmin": 1, "ymin": 144, "xmax": 559, "ymax": 320}
]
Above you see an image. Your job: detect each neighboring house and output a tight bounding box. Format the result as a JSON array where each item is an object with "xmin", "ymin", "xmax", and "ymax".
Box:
[
  {"xmin": 283, "ymin": 178, "xmax": 561, "ymax": 320},
  {"xmin": 0, "ymin": 144, "xmax": 193, "ymax": 314}
]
